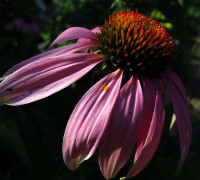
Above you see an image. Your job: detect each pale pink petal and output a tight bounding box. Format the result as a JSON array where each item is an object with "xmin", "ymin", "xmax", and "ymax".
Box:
[
  {"xmin": 99, "ymin": 77, "xmax": 143, "ymax": 179},
  {"xmin": 126, "ymin": 84, "xmax": 165, "ymax": 178},
  {"xmin": 62, "ymin": 70, "xmax": 122, "ymax": 171},
  {"xmin": 49, "ymin": 27, "xmax": 98, "ymax": 48},
  {"xmin": 4, "ymin": 42, "xmax": 97, "ymax": 77},
  {"xmin": 0, "ymin": 54, "xmax": 104, "ymax": 105},
  {"xmin": 163, "ymin": 75, "xmax": 192, "ymax": 174}
]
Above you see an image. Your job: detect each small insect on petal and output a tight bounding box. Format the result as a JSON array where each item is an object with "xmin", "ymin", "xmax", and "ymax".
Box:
[{"xmin": 103, "ymin": 86, "xmax": 109, "ymax": 91}]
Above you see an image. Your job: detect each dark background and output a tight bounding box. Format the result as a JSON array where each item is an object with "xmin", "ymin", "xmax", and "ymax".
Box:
[{"xmin": 0, "ymin": 0, "xmax": 200, "ymax": 179}]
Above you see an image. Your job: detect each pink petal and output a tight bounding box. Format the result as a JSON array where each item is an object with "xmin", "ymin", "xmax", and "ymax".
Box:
[
  {"xmin": 163, "ymin": 70, "xmax": 189, "ymax": 112},
  {"xmin": 91, "ymin": 27, "xmax": 101, "ymax": 34},
  {"xmin": 49, "ymin": 27, "xmax": 98, "ymax": 48},
  {"xmin": 62, "ymin": 70, "xmax": 122, "ymax": 171},
  {"xmin": 99, "ymin": 77, "xmax": 143, "ymax": 179},
  {"xmin": 77, "ymin": 27, "xmax": 101, "ymax": 53},
  {"xmin": 78, "ymin": 27, "xmax": 100, "ymax": 44},
  {"xmin": 134, "ymin": 78, "xmax": 156, "ymax": 161},
  {"xmin": 126, "ymin": 83, "xmax": 165, "ymax": 178},
  {"xmin": 0, "ymin": 54, "xmax": 104, "ymax": 105},
  {"xmin": 4, "ymin": 42, "xmax": 97, "ymax": 77},
  {"xmin": 163, "ymin": 75, "xmax": 192, "ymax": 174}
]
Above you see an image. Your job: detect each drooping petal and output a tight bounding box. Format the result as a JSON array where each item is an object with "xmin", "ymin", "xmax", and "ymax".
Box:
[
  {"xmin": 62, "ymin": 70, "xmax": 122, "ymax": 171},
  {"xmin": 163, "ymin": 70, "xmax": 189, "ymax": 112},
  {"xmin": 49, "ymin": 27, "xmax": 98, "ymax": 48},
  {"xmin": 99, "ymin": 77, "xmax": 143, "ymax": 179},
  {"xmin": 134, "ymin": 79, "xmax": 156, "ymax": 161},
  {"xmin": 163, "ymin": 73, "xmax": 192, "ymax": 174},
  {"xmin": 0, "ymin": 54, "xmax": 104, "ymax": 106},
  {"xmin": 126, "ymin": 82, "xmax": 165, "ymax": 178},
  {"xmin": 4, "ymin": 42, "xmax": 97, "ymax": 77}
]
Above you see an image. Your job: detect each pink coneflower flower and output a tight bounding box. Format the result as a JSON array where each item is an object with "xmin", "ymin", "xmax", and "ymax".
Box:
[{"xmin": 0, "ymin": 11, "xmax": 192, "ymax": 179}]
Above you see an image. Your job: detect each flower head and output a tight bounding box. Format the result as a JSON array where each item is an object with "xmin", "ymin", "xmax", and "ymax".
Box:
[
  {"xmin": 97, "ymin": 11, "xmax": 175, "ymax": 76},
  {"xmin": 0, "ymin": 11, "xmax": 192, "ymax": 179}
]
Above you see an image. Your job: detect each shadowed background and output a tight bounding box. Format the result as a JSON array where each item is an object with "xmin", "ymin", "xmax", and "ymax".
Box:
[{"xmin": 0, "ymin": 0, "xmax": 200, "ymax": 179}]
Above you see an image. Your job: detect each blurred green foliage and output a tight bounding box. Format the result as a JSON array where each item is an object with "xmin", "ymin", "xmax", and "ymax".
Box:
[{"xmin": 0, "ymin": 0, "xmax": 200, "ymax": 179}]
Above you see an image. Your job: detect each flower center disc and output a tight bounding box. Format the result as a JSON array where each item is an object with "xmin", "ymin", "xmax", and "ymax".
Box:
[{"xmin": 97, "ymin": 11, "xmax": 176, "ymax": 77}]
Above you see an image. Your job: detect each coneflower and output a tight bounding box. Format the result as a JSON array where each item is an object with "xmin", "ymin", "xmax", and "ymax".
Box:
[{"xmin": 0, "ymin": 11, "xmax": 192, "ymax": 180}]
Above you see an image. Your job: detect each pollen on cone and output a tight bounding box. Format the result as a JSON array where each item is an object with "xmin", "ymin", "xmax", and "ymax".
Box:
[{"xmin": 97, "ymin": 11, "xmax": 176, "ymax": 77}]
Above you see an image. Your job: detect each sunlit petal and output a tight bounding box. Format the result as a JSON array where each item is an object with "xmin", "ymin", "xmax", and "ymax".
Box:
[
  {"xmin": 4, "ymin": 42, "xmax": 97, "ymax": 77},
  {"xmin": 99, "ymin": 77, "xmax": 143, "ymax": 179},
  {"xmin": 0, "ymin": 54, "xmax": 104, "ymax": 105},
  {"xmin": 62, "ymin": 70, "xmax": 122, "ymax": 170},
  {"xmin": 50, "ymin": 27, "xmax": 98, "ymax": 48},
  {"xmin": 126, "ymin": 83, "xmax": 165, "ymax": 178}
]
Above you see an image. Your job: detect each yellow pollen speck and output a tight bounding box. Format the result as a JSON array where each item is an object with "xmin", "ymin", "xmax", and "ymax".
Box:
[{"xmin": 103, "ymin": 86, "xmax": 109, "ymax": 91}]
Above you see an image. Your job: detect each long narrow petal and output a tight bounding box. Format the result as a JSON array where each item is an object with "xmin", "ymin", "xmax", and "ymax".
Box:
[
  {"xmin": 163, "ymin": 74, "xmax": 192, "ymax": 173},
  {"xmin": 62, "ymin": 70, "xmax": 122, "ymax": 171},
  {"xmin": 4, "ymin": 42, "xmax": 97, "ymax": 77},
  {"xmin": 49, "ymin": 27, "xmax": 98, "ymax": 48},
  {"xmin": 134, "ymin": 79, "xmax": 156, "ymax": 161},
  {"xmin": 0, "ymin": 54, "xmax": 104, "ymax": 105},
  {"xmin": 163, "ymin": 70, "xmax": 189, "ymax": 111},
  {"xmin": 126, "ymin": 83, "xmax": 165, "ymax": 178},
  {"xmin": 99, "ymin": 77, "xmax": 143, "ymax": 179}
]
